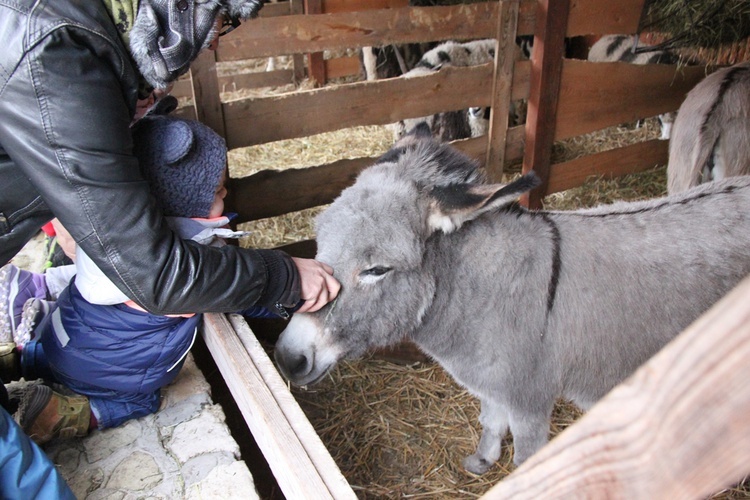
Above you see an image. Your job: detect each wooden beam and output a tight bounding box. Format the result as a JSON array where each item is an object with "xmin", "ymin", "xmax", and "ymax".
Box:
[
  {"xmin": 567, "ymin": 0, "xmax": 645, "ymax": 37},
  {"xmin": 190, "ymin": 49, "xmax": 225, "ymax": 138},
  {"xmin": 222, "ymin": 62, "xmax": 530, "ymax": 148},
  {"xmin": 484, "ymin": 0, "xmax": 520, "ymax": 181},
  {"xmin": 216, "ymin": 3, "xmax": 534, "ymax": 60},
  {"xmin": 290, "ymin": 0, "xmax": 307, "ymax": 84},
  {"xmin": 520, "ymin": 0, "xmax": 569, "ymax": 209},
  {"xmin": 322, "ymin": 0, "xmax": 409, "ymax": 12},
  {"xmin": 227, "ymin": 156, "xmax": 371, "ymax": 221},
  {"xmin": 554, "ymin": 60, "xmax": 709, "ymax": 141},
  {"xmin": 304, "ymin": 0, "xmax": 326, "ymax": 86},
  {"xmin": 546, "ymin": 139, "xmax": 668, "ymax": 194},
  {"xmin": 481, "ymin": 274, "xmax": 750, "ymax": 499},
  {"xmin": 201, "ymin": 313, "xmax": 356, "ymax": 499}
]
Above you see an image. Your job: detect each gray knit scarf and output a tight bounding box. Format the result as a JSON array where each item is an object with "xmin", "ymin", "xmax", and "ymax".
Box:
[{"xmin": 127, "ymin": 0, "xmax": 264, "ymax": 90}]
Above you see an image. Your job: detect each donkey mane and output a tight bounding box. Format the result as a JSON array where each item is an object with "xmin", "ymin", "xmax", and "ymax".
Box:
[{"xmin": 374, "ymin": 135, "xmax": 486, "ymax": 189}]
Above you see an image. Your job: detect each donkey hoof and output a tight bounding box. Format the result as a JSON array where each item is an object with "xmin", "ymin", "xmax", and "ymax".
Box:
[{"xmin": 462, "ymin": 454, "xmax": 493, "ymax": 475}]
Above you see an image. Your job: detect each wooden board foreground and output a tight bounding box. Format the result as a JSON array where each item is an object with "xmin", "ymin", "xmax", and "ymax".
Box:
[{"xmin": 201, "ymin": 313, "xmax": 356, "ymax": 499}]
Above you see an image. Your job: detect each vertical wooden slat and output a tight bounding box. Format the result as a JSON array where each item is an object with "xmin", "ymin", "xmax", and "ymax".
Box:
[
  {"xmin": 290, "ymin": 0, "xmax": 307, "ymax": 83},
  {"xmin": 189, "ymin": 49, "xmax": 226, "ymax": 138},
  {"xmin": 304, "ymin": 0, "xmax": 327, "ymax": 85},
  {"xmin": 519, "ymin": 0, "xmax": 569, "ymax": 208},
  {"xmin": 485, "ymin": 0, "xmax": 520, "ymax": 181}
]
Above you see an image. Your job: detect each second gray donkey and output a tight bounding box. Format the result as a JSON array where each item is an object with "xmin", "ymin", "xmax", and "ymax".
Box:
[{"xmin": 274, "ymin": 126, "xmax": 750, "ymax": 474}]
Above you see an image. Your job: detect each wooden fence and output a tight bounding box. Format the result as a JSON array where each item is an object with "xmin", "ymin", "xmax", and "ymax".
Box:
[
  {"xmin": 173, "ymin": 0, "xmax": 750, "ymax": 497},
  {"xmin": 174, "ymin": 0, "xmax": 710, "ymax": 224}
]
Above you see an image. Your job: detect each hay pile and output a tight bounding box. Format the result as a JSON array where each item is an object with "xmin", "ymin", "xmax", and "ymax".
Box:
[
  {"xmin": 641, "ymin": 0, "xmax": 750, "ymax": 50},
  {"xmin": 231, "ymin": 119, "xmax": 748, "ymax": 497}
]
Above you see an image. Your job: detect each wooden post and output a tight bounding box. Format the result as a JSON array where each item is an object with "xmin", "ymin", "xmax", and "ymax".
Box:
[
  {"xmin": 189, "ymin": 49, "xmax": 226, "ymax": 138},
  {"xmin": 519, "ymin": 0, "xmax": 569, "ymax": 208},
  {"xmin": 291, "ymin": 0, "xmax": 307, "ymax": 84},
  {"xmin": 304, "ymin": 0, "xmax": 327, "ymax": 86},
  {"xmin": 481, "ymin": 275, "xmax": 750, "ymax": 499},
  {"xmin": 484, "ymin": 0, "xmax": 520, "ymax": 181}
]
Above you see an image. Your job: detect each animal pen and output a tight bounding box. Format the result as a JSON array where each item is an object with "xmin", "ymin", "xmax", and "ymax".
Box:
[{"xmin": 169, "ymin": 0, "xmax": 750, "ymax": 497}]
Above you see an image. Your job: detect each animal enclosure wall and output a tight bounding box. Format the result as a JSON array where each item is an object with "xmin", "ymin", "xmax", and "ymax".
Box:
[
  {"xmin": 171, "ymin": 0, "xmax": 750, "ymax": 496},
  {"xmin": 173, "ymin": 0, "xmax": 711, "ymax": 224}
]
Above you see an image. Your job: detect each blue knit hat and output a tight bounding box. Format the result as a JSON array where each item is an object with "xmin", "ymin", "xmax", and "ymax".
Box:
[{"xmin": 132, "ymin": 115, "xmax": 227, "ymax": 218}]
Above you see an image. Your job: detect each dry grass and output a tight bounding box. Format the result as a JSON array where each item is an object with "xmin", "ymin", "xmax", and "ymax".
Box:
[{"xmin": 232, "ymin": 115, "xmax": 748, "ymax": 498}]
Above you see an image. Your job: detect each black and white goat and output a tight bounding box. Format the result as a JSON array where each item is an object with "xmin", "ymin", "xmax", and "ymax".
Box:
[
  {"xmin": 391, "ymin": 38, "xmax": 497, "ymax": 142},
  {"xmin": 588, "ymin": 34, "xmax": 681, "ymax": 140}
]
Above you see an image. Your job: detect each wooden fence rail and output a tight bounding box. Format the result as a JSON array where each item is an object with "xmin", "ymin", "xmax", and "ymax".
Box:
[{"xmin": 176, "ymin": 0, "xmax": 711, "ymax": 223}]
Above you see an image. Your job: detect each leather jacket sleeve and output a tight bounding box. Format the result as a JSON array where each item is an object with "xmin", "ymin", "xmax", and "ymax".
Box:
[{"xmin": 0, "ymin": 13, "xmax": 299, "ymax": 316}]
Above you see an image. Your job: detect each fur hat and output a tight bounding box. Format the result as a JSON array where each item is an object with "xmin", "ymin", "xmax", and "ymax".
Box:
[
  {"xmin": 130, "ymin": 0, "xmax": 264, "ymax": 89},
  {"xmin": 132, "ymin": 115, "xmax": 227, "ymax": 218}
]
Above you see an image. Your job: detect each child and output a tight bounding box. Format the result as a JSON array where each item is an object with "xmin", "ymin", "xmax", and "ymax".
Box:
[{"xmin": 4, "ymin": 115, "xmax": 292, "ymax": 444}]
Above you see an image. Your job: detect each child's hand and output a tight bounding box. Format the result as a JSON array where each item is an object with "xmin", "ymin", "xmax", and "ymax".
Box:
[{"xmin": 291, "ymin": 258, "xmax": 340, "ymax": 313}]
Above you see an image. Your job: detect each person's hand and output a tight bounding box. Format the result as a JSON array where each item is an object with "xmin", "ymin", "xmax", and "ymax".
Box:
[{"xmin": 291, "ymin": 257, "xmax": 340, "ymax": 313}]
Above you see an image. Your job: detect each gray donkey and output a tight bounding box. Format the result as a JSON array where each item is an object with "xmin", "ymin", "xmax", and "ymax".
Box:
[
  {"xmin": 274, "ymin": 126, "xmax": 750, "ymax": 474},
  {"xmin": 667, "ymin": 61, "xmax": 750, "ymax": 194}
]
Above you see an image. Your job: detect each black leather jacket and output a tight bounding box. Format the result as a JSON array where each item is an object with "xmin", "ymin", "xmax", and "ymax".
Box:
[{"xmin": 0, "ymin": 0, "xmax": 299, "ymax": 315}]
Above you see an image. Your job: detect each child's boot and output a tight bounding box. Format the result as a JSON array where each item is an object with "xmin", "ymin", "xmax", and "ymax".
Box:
[
  {"xmin": 14, "ymin": 384, "xmax": 91, "ymax": 445},
  {"xmin": 14, "ymin": 298, "xmax": 51, "ymax": 348},
  {"xmin": 0, "ymin": 264, "xmax": 48, "ymax": 344}
]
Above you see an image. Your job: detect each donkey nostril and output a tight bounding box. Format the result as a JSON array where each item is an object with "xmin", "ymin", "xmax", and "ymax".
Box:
[{"xmin": 288, "ymin": 353, "xmax": 309, "ymax": 377}]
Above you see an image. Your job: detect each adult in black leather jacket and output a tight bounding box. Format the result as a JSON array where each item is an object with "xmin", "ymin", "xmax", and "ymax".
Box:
[{"xmin": 0, "ymin": 0, "xmax": 339, "ymax": 316}]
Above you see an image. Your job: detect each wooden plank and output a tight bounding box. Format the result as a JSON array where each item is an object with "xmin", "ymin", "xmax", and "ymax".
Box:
[
  {"xmin": 223, "ymin": 62, "xmax": 530, "ymax": 148},
  {"xmin": 485, "ymin": 0, "xmax": 520, "ymax": 181},
  {"xmin": 216, "ymin": 3, "xmax": 536, "ymax": 61},
  {"xmin": 503, "ymin": 124, "xmax": 526, "ymax": 168},
  {"xmin": 218, "ymin": 69, "xmax": 295, "ymax": 92},
  {"xmin": 202, "ymin": 313, "xmax": 357, "ymax": 499},
  {"xmin": 305, "ymin": 0, "xmax": 327, "ymax": 85},
  {"xmin": 546, "ymin": 139, "xmax": 668, "ymax": 194},
  {"xmin": 170, "ymin": 78, "xmax": 193, "ymax": 100},
  {"xmin": 190, "ymin": 50, "xmax": 225, "ymax": 137},
  {"xmin": 481, "ymin": 274, "xmax": 750, "ymax": 499},
  {"xmin": 324, "ymin": 56, "xmax": 362, "ymax": 80},
  {"xmin": 227, "ymin": 156, "xmax": 370, "ymax": 221},
  {"xmin": 520, "ymin": 0, "xmax": 570, "ymax": 209},
  {"xmin": 566, "ymin": 0, "xmax": 645, "ymax": 37},
  {"xmin": 322, "ymin": 0, "xmax": 409, "ymax": 13},
  {"xmin": 258, "ymin": 1, "xmax": 292, "ymax": 18},
  {"xmin": 555, "ymin": 60, "xmax": 710, "ymax": 141},
  {"xmin": 290, "ymin": 0, "xmax": 307, "ymax": 83}
]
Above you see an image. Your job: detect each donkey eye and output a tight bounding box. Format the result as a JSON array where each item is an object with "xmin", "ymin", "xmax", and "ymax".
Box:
[{"xmin": 360, "ymin": 266, "xmax": 391, "ymax": 278}]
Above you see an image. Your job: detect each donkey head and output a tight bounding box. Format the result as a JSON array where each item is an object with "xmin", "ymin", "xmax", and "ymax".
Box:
[{"xmin": 274, "ymin": 131, "xmax": 539, "ymax": 386}]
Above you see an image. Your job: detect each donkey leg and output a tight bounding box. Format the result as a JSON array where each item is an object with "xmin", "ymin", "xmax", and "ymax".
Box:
[
  {"xmin": 507, "ymin": 404, "xmax": 554, "ymax": 466},
  {"xmin": 463, "ymin": 398, "xmax": 509, "ymax": 475}
]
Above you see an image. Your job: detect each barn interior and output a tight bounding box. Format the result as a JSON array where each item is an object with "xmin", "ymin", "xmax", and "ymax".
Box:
[{"xmin": 16, "ymin": 0, "xmax": 750, "ymax": 497}]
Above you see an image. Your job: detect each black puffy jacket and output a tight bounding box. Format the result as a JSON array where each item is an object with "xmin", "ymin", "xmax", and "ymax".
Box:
[{"xmin": 0, "ymin": 0, "xmax": 299, "ymax": 315}]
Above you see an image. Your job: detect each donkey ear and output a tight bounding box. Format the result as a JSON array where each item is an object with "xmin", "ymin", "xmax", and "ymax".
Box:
[{"xmin": 427, "ymin": 172, "xmax": 540, "ymax": 233}]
